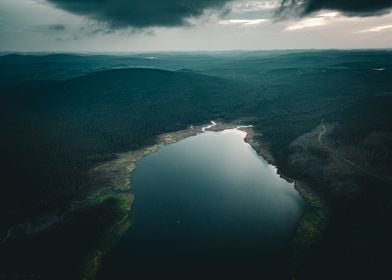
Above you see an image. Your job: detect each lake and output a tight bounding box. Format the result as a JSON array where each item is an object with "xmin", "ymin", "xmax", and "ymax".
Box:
[{"xmin": 98, "ymin": 128, "xmax": 307, "ymax": 279}]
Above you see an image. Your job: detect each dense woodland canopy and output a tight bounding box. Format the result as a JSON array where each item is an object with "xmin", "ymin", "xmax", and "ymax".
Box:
[{"xmin": 1, "ymin": 50, "xmax": 392, "ymax": 279}]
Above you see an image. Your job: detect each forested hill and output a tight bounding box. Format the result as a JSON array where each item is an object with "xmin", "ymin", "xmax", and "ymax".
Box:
[
  {"xmin": 0, "ymin": 67, "xmax": 253, "ymax": 233},
  {"xmin": 1, "ymin": 51, "xmax": 392, "ymax": 279}
]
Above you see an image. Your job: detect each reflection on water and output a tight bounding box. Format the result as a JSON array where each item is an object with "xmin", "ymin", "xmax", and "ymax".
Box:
[{"xmin": 99, "ymin": 129, "xmax": 307, "ymax": 279}]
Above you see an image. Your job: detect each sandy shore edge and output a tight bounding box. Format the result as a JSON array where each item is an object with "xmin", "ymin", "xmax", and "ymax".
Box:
[{"xmin": 89, "ymin": 120, "xmax": 329, "ymax": 271}]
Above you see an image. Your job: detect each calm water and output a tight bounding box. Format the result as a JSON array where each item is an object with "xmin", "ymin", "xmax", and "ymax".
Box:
[{"xmin": 99, "ymin": 129, "xmax": 307, "ymax": 279}]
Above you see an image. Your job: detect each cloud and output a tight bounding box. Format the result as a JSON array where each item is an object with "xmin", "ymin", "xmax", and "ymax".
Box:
[
  {"xmin": 357, "ymin": 24, "xmax": 392, "ymax": 33},
  {"xmin": 48, "ymin": 24, "xmax": 65, "ymax": 31},
  {"xmin": 286, "ymin": 17, "xmax": 327, "ymax": 30},
  {"xmin": 231, "ymin": 1, "xmax": 279, "ymax": 13},
  {"xmin": 47, "ymin": 0, "xmax": 233, "ymax": 29},
  {"xmin": 278, "ymin": 0, "xmax": 392, "ymax": 17},
  {"xmin": 219, "ymin": 18, "xmax": 268, "ymax": 25},
  {"xmin": 45, "ymin": 0, "xmax": 392, "ymax": 30},
  {"xmin": 285, "ymin": 11, "xmax": 338, "ymax": 30}
]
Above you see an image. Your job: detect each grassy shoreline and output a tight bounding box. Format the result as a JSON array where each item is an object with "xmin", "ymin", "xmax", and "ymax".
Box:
[
  {"xmin": 81, "ymin": 121, "xmax": 330, "ymax": 279},
  {"xmin": 80, "ymin": 122, "xmax": 221, "ymax": 279},
  {"xmin": 242, "ymin": 126, "xmax": 330, "ymax": 279}
]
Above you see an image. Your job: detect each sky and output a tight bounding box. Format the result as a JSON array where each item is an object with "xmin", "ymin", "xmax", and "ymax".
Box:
[{"xmin": 1, "ymin": 0, "xmax": 392, "ymax": 52}]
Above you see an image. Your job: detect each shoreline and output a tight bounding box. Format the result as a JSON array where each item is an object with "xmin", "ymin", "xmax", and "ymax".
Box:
[
  {"xmin": 82, "ymin": 121, "xmax": 243, "ymax": 279},
  {"xmin": 237, "ymin": 124, "xmax": 330, "ymax": 278},
  {"xmin": 0, "ymin": 120, "xmax": 329, "ymax": 280},
  {"xmin": 80, "ymin": 120, "xmax": 329, "ymax": 279}
]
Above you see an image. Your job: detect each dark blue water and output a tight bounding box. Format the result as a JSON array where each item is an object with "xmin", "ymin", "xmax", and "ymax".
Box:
[{"xmin": 99, "ymin": 129, "xmax": 307, "ymax": 279}]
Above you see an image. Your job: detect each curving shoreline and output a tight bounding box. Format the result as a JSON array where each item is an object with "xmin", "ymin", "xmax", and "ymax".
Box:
[
  {"xmin": 0, "ymin": 120, "xmax": 328, "ymax": 280},
  {"xmin": 82, "ymin": 121, "xmax": 232, "ymax": 279},
  {"xmin": 82, "ymin": 120, "xmax": 329, "ymax": 279},
  {"xmin": 228, "ymin": 123, "xmax": 329, "ymax": 278},
  {"xmin": 89, "ymin": 121, "xmax": 323, "ymax": 273}
]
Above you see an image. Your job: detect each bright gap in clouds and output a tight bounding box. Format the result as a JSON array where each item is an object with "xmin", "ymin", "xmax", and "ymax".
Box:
[
  {"xmin": 219, "ymin": 19, "xmax": 268, "ymax": 25},
  {"xmin": 357, "ymin": 24, "xmax": 392, "ymax": 33},
  {"xmin": 285, "ymin": 11, "xmax": 339, "ymax": 31}
]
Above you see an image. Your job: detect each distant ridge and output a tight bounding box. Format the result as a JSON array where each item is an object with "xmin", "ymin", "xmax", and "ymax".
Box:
[{"xmin": 64, "ymin": 67, "xmax": 238, "ymax": 89}]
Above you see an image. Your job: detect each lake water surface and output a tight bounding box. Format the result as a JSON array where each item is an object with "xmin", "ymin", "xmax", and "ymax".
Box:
[{"xmin": 99, "ymin": 128, "xmax": 307, "ymax": 279}]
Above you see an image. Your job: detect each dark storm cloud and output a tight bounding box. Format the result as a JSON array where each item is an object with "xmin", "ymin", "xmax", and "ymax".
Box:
[
  {"xmin": 279, "ymin": 0, "xmax": 392, "ymax": 17},
  {"xmin": 46, "ymin": 0, "xmax": 392, "ymax": 29},
  {"xmin": 47, "ymin": 0, "xmax": 233, "ymax": 28}
]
